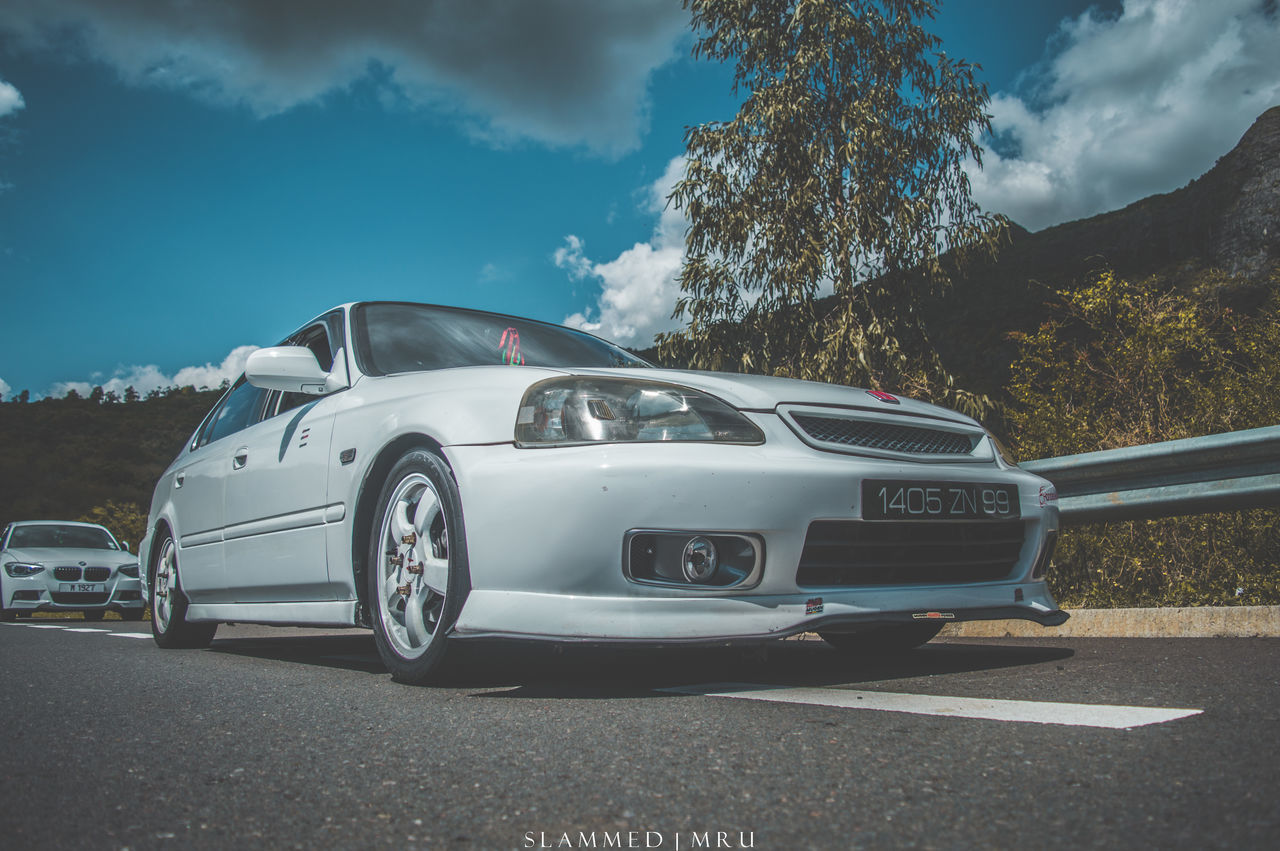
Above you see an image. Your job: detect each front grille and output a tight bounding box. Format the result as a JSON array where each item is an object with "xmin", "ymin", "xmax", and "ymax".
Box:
[
  {"xmin": 791, "ymin": 413, "xmax": 977, "ymax": 455},
  {"xmin": 51, "ymin": 592, "xmax": 110, "ymax": 605},
  {"xmin": 53, "ymin": 566, "xmax": 82, "ymax": 581},
  {"xmin": 84, "ymin": 567, "xmax": 111, "ymax": 581},
  {"xmin": 797, "ymin": 520, "xmax": 1025, "ymax": 587}
]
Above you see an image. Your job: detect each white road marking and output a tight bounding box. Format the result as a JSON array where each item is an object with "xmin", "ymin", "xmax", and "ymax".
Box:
[
  {"xmin": 109, "ymin": 633, "xmax": 153, "ymax": 639},
  {"xmin": 660, "ymin": 683, "xmax": 1203, "ymax": 729},
  {"xmin": 23, "ymin": 624, "xmax": 67, "ymax": 630},
  {"xmin": 65, "ymin": 627, "xmax": 110, "ymax": 633}
]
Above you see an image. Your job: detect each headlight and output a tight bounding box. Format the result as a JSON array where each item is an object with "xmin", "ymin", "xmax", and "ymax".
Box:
[
  {"xmin": 515, "ymin": 377, "xmax": 765, "ymax": 446},
  {"xmin": 4, "ymin": 562, "xmax": 45, "ymax": 577},
  {"xmin": 119, "ymin": 563, "xmax": 140, "ymax": 578}
]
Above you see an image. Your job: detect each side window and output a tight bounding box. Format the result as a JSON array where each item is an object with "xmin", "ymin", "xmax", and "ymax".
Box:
[{"xmin": 199, "ymin": 377, "xmax": 267, "ymax": 447}]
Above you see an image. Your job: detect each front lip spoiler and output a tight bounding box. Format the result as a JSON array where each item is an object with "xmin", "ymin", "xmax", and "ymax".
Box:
[
  {"xmin": 450, "ymin": 606, "xmax": 1070, "ymax": 646},
  {"xmin": 804, "ymin": 606, "xmax": 1070, "ymax": 632}
]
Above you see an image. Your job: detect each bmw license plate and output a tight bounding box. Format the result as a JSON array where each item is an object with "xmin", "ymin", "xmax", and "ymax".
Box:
[
  {"xmin": 863, "ymin": 480, "xmax": 1019, "ymax": 520},
  {"xmin": 58, "ymin": 583, "xmax": 106, "ymax": 593}
]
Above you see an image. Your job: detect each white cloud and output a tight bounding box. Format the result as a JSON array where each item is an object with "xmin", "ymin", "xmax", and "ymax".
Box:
[
  {"xmin": 46, "ymin": 345, "xmax": 258, "ymax": 400},
  {"xmin": 970, "ymin": 0, "xmax": 1280, "ymax": 231},
  {"xmin": 0, "ymin": 376, "xmax": 11, "ymax": 400},
  {"xmin": 559, "ymin": 156, "xmax": 687, "ymax": 347},
  {"xmin": 0, "ymin": 78, "xmax": 23, "ymax": 118},
  {"xmin": 0, "ymin": 0, "xmax": 687, "ymax": 156}
]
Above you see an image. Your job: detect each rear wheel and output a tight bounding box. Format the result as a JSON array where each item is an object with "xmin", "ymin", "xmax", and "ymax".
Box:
[
  {"xmin": 819, "ymin": 623, "xmax": 945, "ymax": 654},
  {"xmin": 150, "ymin": 534, "xmax": 217, "ymax": 649},
  {"xmin": 368, "ymin": 449, "xmax": 470, "ymax": 684}
]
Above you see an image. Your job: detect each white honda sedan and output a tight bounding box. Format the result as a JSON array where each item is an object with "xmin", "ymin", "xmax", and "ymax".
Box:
[
  {"xmin": 1, "ymin": 521, "xmax": 145, "ymax": 621},
  {"xmin": 140, "ymin": 302, "xmax": 1064, "ymax": 682}
]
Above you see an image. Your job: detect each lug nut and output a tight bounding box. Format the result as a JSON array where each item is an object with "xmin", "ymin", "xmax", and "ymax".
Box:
[
  {"xmin": 402, "ymin": 533, "xmax": 417, "ymax": 545},
  {"xmin": 406, "ymin": 562, "xmax": 423, "ymax": 575},
  {"xmin": 396, "ymin": 583, "xmax": 412, "ymax": 596},
  {"xmin": 388, "ymin": 554, "xmax": 403, "ymax": 567}
]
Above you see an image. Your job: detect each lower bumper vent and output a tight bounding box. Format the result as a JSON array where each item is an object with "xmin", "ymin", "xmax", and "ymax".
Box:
[
  {"xmin": 51, "ymin": 592, "xmax": 110, "ymax": 605},
  {"xmin": 797, "ymin": 520, "xmax": 1025, "ymax": 587}
]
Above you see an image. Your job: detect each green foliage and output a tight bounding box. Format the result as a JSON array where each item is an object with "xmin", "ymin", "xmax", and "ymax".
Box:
[
  {"xmin": 79, "ymin": 500, "xmax": 148, "ymax": 553},
  {"xmin": 0, "ymin": 387, "xmax": 221, "ymax": 534},
  {"xmin": 1008, "ymin": 269, "xmax": 1280, "ymax": 606},
  {"xmin": 659, "ymin": 0, "xmax": 1003, "ymax": 418}
]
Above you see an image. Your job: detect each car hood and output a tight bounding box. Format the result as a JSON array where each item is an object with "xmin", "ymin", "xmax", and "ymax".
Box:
[
  {"xmin": 566, "ymin": 367, "xmax": 981, "ymax": 427},
  {"xmin": 2, "ymin": 547, "xmax": 138, "ymax": 566}
]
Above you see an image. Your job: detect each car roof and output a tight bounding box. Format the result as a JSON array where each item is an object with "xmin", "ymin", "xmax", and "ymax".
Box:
[{"xmin": 10, "ymin": 520, "xmax": 110, "ymax": 531}]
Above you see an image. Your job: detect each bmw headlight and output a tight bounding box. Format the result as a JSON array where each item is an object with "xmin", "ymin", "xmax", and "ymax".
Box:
[
  {"xmin": 4, "ymin": 562, "xmax": 45, "ymax": 578},
  {"xmin": 119, "ymin": 563, "xmax": 140, "ymax": 578},
  {"xmin": 515, "ymin": 377, "xmax": 764, "ymax": 446}
]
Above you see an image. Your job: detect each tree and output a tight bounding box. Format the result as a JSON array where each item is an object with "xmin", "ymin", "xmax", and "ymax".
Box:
[
  {"xmin": 79, "ymin": 500, "xmax": 148, "ymax": 554},
  {"xmin": 660, "ymin": 0, "xmax": 1001, "ymax": 416}
]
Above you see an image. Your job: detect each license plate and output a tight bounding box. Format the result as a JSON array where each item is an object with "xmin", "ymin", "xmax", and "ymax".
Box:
[
  {"xmin": 58, "ymin": 583, "xmax": 105, "ymax": 593},
  {"xmin": 863, "ymin": 480, "xmax": 1019, "ymax": 520}
]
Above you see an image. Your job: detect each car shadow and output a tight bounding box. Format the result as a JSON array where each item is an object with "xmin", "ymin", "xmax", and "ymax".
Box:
[
  {"xmin": 455, "ymin": 640, "xmax": 1075, "ymax": 699},
  {"xmin": 204, "ymin": 629, "xmax": 1074, "ymax": 696}
]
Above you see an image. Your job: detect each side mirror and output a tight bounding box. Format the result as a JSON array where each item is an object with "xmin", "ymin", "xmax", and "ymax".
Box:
[
  {"xmin": 245, "ymin": 346, "xmax": 349, "ymax": 395},
  {"xmin": 121, "ymin": 540, "xmax": 130, "ymax": 553}
]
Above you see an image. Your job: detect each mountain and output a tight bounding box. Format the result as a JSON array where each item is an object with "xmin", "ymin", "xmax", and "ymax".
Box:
[
  {"xmin": 927, "ymin": 105, "xmax": 1280, "ymax": 396},
  {"xmin": 642, "ymin": 107, "xmax": 1280, "ymax": 397}
]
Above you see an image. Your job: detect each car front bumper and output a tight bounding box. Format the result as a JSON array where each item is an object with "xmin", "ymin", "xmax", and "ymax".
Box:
[
  {"xmin": 3, "ymin": 572, "xmax": 145, "ymax": 615},
  {"xmin": 444, "ymin": 418, "xmax": 1064, "ymax": 643}
]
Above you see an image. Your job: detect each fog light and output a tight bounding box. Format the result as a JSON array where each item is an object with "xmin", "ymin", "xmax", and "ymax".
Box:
[{"xmin": 682, "ymin": 537, "xmax": 718, "ymax": 583}]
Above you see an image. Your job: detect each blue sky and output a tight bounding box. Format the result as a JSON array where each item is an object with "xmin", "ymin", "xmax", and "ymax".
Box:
[{"xmin": 1, "ymin": 0, "xmax": 1277, "ymax": 400}]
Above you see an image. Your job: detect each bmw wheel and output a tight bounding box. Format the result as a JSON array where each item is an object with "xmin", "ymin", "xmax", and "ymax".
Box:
[
  {"xmin": 150, "ymin": 533, "xmax": 217, "ymax": 649},
  {"xmin": 368, "ymin": 449, "xmax": 470, "ymax": 684},
  {"xmin": 818, "ymin": 623, "xmax": 945, "ymax": 654}
]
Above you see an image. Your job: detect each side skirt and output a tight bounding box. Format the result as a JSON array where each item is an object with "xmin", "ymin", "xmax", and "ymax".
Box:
[{"xmin": 186, "ymin": 600, "xmax": 358, "ymax": 627}]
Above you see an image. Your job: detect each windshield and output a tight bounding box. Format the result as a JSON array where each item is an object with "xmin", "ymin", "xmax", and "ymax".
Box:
[
  {"xmin": 351, "ymin": 303, "xmax": 649, "ymax": 375},
  {"xmin": 9, "ymin": 525, "xmax": 119, "ymax": 550}
]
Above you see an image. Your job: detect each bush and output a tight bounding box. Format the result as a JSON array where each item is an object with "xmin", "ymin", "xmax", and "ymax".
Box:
[{"xmin": 1007, "ymin": 269, "xmax": 1280, "ymax": 606}]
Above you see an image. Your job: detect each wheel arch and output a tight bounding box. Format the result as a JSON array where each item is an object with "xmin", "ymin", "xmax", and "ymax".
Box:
[{"xmin": 350, "ymin": 433, "xmax": 450, "ymax": 627}]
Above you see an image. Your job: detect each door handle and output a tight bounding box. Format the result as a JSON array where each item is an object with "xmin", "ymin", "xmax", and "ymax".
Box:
[
  {"xmin": 175, "ymin": 472, "xmax": 185, "ymax": 488},
  {"xmin": 233, "ymin": 450, "xmax": 248, "ymax": 470}
]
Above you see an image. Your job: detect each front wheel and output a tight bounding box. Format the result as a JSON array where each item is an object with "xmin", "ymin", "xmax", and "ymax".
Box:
[
  {"xmin": 818, "ymin": 623, "xmax": 945, "ymax": 654},
  {"xmin": 150, "ymin": 534, "xmax": 217, "ymax": 649},
  {"xmin": 368, "ymin": 449, "xmax": 470, "ymax": 684}
]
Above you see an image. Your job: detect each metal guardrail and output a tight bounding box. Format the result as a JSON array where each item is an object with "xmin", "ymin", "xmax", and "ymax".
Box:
[{"xmin": 1021, "ymin": 425, "xmax": 1280, "ymax": 524}]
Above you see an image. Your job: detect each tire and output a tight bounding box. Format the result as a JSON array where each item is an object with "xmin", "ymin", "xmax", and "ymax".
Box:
[
  {"xmin": 82, "ymin": 610, "xmax": 105, "ymax": 621},
  {"xmin": 150, "ymin": 533, "xmax": 217, "ymax": 649},
  {"xmin": 120, "ymin": 608, "xmax": 145, "ymax": 622},
  {"xmin": 819, "ymin": 622, "xmax": 945, "ymax": 654},
  {"xmin": 367, "ymin": 449, "xmax": 470, "ymax": 684},
  {"xmin": 0, "ymin": 605, "xmax": 14, "ymax": 622}
]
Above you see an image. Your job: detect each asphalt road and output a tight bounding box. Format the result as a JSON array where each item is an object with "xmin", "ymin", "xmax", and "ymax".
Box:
[{"xmin": 1, "ymin": 618, "xmax": 1277, "ymax": 850}]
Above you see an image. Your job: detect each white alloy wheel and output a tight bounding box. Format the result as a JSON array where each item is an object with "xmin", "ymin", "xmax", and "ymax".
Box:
[
  {"xmin": 377, "ymin": 472, "xmax": 451, "ymax": 659},
  {"xmin": 368, "ymin": 449, "xmax": 469, "ymax": 683},
  {"xmin": 153, "ymin": 537, "xmax": 177, "ymax": 633},
  {"xmin": 150, "ymin": 533, "xmax": 217, "ymax": 649}
]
